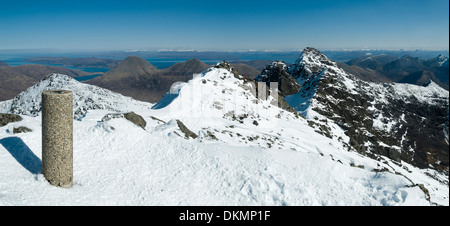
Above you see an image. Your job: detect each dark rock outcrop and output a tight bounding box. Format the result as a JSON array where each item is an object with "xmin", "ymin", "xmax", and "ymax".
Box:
[
  {"xmin": 13, "ymin": 126, "xmax": 32, "ymax": 134},
  {"xmin": 0, "ymin": 113, "xmax": 22, "ymax": 127},
  {"xmin": 102, "ymin": 111, "xmax": 147, "ymax": 129},
  {"xmin": 176, "ymin": 120, "xmax": 198, "ymax": 139},
  {"xmin": 214, "ymin": 61, "xmax": 239, "ymax": 76},
  {"xmin": 255, "ymin": 61, "xmax": 301, "ymax": 97}
]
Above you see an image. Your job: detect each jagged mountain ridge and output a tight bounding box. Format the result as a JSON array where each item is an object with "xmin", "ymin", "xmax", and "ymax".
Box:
[{"xmin": 283, "ymin": 48, "xmax": 449, "ymax": 172}]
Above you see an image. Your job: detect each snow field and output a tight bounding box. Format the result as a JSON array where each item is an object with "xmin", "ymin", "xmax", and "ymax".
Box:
[{"xmin": 0, "ymin": 112, "xmax": 431, "ymax": 205}]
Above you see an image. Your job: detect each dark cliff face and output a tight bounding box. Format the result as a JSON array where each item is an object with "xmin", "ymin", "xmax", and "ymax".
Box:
[
  {"xmin": 255, "ymin": 61, "xmax": 301, "ymax": 97},
  {"xmin": 285, "ymin": 47, "xmax": 449, "ymax": 173}
]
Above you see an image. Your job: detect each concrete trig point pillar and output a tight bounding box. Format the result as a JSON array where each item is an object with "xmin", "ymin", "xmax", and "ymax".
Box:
[{"xmin": 42, "ymin": 90, "xmax": 73, "ymax": 188}]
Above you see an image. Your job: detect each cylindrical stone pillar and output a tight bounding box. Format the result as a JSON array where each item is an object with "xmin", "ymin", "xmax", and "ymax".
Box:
[{"xmin": 42, "ymin": 90, "xmax": 73, "ymax": 188}]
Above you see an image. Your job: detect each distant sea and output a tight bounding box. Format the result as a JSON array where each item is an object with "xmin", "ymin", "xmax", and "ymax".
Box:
[{"xmin": 0, "ymin": 56, "xmax": 229, "ymax": 81}]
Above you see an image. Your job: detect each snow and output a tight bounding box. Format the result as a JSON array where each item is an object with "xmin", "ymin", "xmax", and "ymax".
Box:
[
  {"xmin": 0, "ymin": 111, "xmax": 436, "ymax": 206},
  {"xmin": 1, "ymin": 73, "xmax": 153, "ymax": 120},
  {"xmin": 0, "ymin": 68, "xmax": 448, "ymax": 206},
  {"xmin": 390, "ymin": 80, "xmax": 449, "ymax": 104}
]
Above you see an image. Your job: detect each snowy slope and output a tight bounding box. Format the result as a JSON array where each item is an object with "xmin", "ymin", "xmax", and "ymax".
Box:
[
  {"xmin": 0, "ymin": 73, "xmax": 153, "ymax": 120},
  {"xmin": 0, "ymin": 68, "xmax": 448, "ymax": 206}
]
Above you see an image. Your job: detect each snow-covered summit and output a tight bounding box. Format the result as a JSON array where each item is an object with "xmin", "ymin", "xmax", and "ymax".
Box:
[
  {"xmin": 1, "ymin": 73, "xmax": 153, "ymax": 120},
  {"xmin": 288, "ymin": 47, "xmax": 346, "ymax": 82},
  {"xmin": 153, "ymin": 66, "xmax": 294, "ymax": 127}
]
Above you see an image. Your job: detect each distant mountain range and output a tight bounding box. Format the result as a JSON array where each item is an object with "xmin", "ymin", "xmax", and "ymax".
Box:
[
  {"xmin": 338, "ymin": 54, "xmax": 449, "ymax": 90},
  {"xmin": 85, "ymin": 57, "xmax": 268, "ymax": 102},
  {"xmin": 85, "ymin": 57, "xmax": 209, "ymax": 103},
  {"xmin": 1, "ymin": 52, "xmax": 448, "ymax": 104}
]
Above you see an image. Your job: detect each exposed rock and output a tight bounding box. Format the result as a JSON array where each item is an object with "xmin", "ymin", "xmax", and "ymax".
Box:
[
  {"xmin": 176, "ymin": 120, "xmax": 198, "ymax": 139},
  {"xmin": 255, "ymin": 61, "xmax": 301, "ymax": 96},
  {"xmin": 214, "ymin": 60, "xmax": 239, "ymax": 76},
  {"xmin": 0, "ymin": 113, "xmax": 22, "ymax": 127},
  {"xmin": 102, "ymin": 111, "xmax": 146, "ymax": 129},
  {"xmin": 149, "ymin": 115, "xmax": 166, "ymax": 124},
  {"xmin": 13, "ymin": 126, "xmax": 32, "ymax": 134},
  {"xmin": 122, "ymin": 112, "xmax": 145, "ymax": 129}
]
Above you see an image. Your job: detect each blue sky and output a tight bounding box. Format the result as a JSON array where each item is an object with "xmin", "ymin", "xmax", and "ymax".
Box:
[{"xmin": 0, "ymin": 0, "xmax": 448, "ymax": 51}]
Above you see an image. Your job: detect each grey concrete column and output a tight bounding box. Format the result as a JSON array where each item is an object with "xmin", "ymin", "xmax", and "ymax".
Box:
[{"xmin": 42, "ymin": 90, "xmax": 73, "ymax": 188}]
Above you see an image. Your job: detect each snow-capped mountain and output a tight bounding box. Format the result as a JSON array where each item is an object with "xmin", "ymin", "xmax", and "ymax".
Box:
[
  {"xmin": 284, "ymin": 47, "xmax": 449, "ymax": 173},
  {"xmin": 0, "ymin": 59, "xmax": 448, "ymax": 206},
  {"xmin": 0, "ymin": 73, "xmax": 153, "ymax": 120}
]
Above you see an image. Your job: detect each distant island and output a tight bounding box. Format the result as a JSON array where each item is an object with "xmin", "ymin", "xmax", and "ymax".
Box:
[{"xmin": 24, "ymin": 56, "xmax": 121, "ymax": 68}]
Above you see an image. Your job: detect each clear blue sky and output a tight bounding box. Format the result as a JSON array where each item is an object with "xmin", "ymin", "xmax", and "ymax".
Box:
[{"xmin": 0, "ymin": 0, "xmax": 448, "ymax": 51}]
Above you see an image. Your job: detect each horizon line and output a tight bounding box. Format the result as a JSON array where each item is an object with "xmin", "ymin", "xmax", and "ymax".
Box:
[{"xmin": 1, "ymin": 47, "xmax": 449, "ymax": 53}]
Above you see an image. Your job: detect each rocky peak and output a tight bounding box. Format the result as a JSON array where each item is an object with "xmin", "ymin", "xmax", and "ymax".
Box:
[
  {"xmin": 214, "ymin": 60, "xmax": 239, "ymax": 76},
  {"xmin": 284, "ymin": 48, "xmax": 449, "ymax": 173},
  {"xmin": 255, "ymin": 61, "xmax": 301, "ymax": 96},
  {"xmin": 287, "ymin": 47, "xmax": 343, "ymax": 85}
]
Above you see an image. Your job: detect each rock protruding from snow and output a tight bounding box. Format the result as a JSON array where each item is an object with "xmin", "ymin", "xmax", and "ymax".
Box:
[
  {"xmin": 0, "ymin": 113, "xmax": 22, "ymax": 127},
  {"xmin": 5, "ymin": 73, "xmax": 153, "ymax": 120},
  {"xmin": 102, "ymin": 111, "xmax": 147, "ymax": 129},
  {"xmin": 176, "ymin": 119, "xmax": 198, "ymax": 139},
  {"xmin": 214, "ymin": 60, "xmax": 239, "ymax": 76},
  {"xmin": 255, "ymin": 61, "xmax": 301, "ymax": 97}
]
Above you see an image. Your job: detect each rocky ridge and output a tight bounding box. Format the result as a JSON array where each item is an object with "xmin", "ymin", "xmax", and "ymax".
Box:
[{"xmin": 284, "ymin": 48, "xmax": 449, "ymax": 173}]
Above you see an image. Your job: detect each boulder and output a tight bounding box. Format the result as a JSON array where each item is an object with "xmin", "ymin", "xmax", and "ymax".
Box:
[
  {"xmin": 13, "ymin": 126, "xmax": 32, "ymax": 134},
  {"xmin": 102, "ymin": 111, "xmax": 146, "ymax": 129},
  {"xmin": 123, "ymin": 112, "xmax": 146, "ymax": 129},
  {"xmin": 0, "ymin": 113, "xmax": 22, "ymax": 127},
  {"xmin": 176, "ymin": 120, "xmax": 198, "ymax": 139}
]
